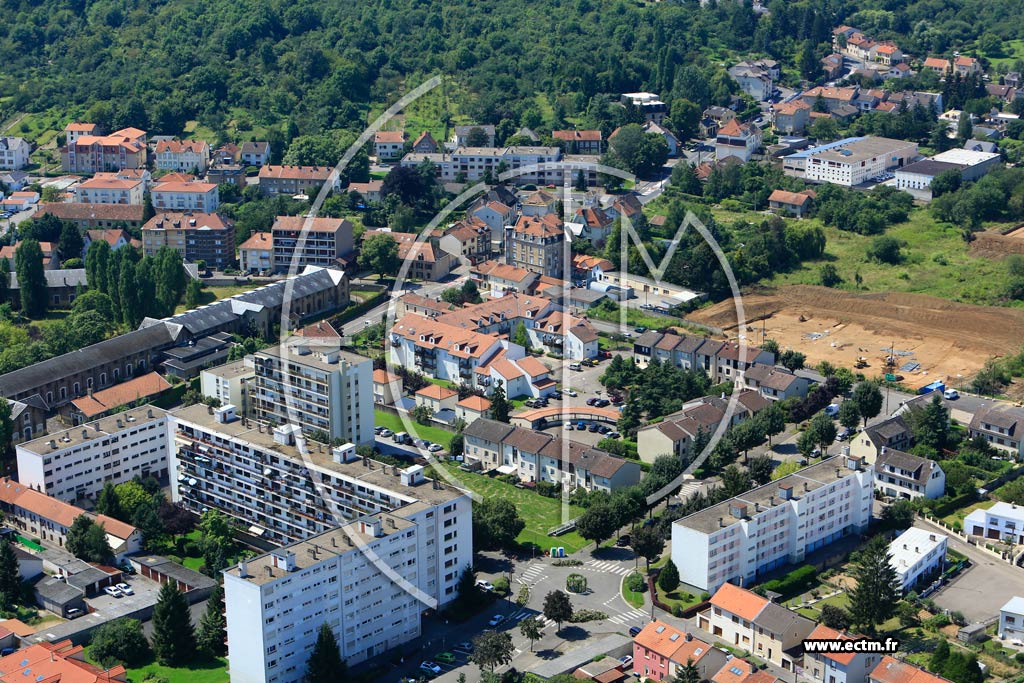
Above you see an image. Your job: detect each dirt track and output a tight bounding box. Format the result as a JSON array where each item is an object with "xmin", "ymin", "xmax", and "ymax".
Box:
[{"xmin": 689, "ymin": 285, "xmax": 1024, "ymax": 383}]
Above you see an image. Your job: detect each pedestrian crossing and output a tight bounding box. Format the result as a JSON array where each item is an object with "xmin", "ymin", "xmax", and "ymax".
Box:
[
  {"xmin": 607, "ymin": 607, "xmax": 649, "ymax": 625},
  {"xmin": 507, "ymin": 607, "xmax": 557, "ymax": 630},
  {"xmin": 515, "ymin": 563, "xmax": 548, "ymax": 585},
  {"xmin": 584, "ymin": 559, "xmax": 633, "ymax": 576}
]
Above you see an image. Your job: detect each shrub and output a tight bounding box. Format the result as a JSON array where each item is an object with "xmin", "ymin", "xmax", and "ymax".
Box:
[
  {"xmin": 493, "ymin": 576, "xmax": 510, "ymax": 594},
  {"xmin": 672, "ymin": 604, "xmax": 684, "ymax": 617},
  {"xmin": 626, "ymin": 573, "xmax": 646, "ymax": 593},
  {"xmin": 516, "ymin": 585, "xmax": 530, "ymax": 607},
  {"xmin": 552, "ymin": 559, "xmax": 583, "ymax": 567},
  {"xmin": 761, "ymin": 564, "xmax": 817, "ymax": 598},
  {"xmin": 569, "ymin": 609, "xmax": 607, "ymax": 623}
]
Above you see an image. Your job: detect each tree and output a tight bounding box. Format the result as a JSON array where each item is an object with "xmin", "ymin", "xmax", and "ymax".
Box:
[
  {"xmin": 0, "ymin": 399, "xmax": 12, "ymax": 460},
  {"xmin": 0, "ymin": 541, "xmax": 20, "ymax": 610},
  {"xmin": 543, "ymin": 590, "xmax": 573, "ymax": 633},
  {"xmin": 14, "ymin": 239, "xmax": 47, "ymax": 317},
  {"xmin": 466, "ymin": 127, "xmax": 490, "ymax": 148},
  {"xmin": 72, "ymin": 289, "xmax": 116, "ymax": 321},
  {"xmin": 358, "ymin": 232, "xmax": 400, "ymax": 280},
  {"xmin": 471, "ymin": 631, "xmax": 514, "ymax": 672},
  {"xmin": 866, "ymin": 236, "xmax": 903, "ymax": 264},
  {"xmin": 575, "ymin": 502, "xmax": 619, "ymax": 548},
  {"xmin": 89, "ymin": 619, "xmax": 152, "ymax": 668},
  {"xmin": 931, "ymin": 168, "xmax": 962, "ymax": 197},
  {"xmin": 721, "ymin": 465, "xmax": 753, "ymax": 497},
  {"xmin": 115, "ymin": 481, "xmax": 152, "ymax": 519},
  {"xmin": 306, "ymin": 622, "xmax": 346, "ymax": 683},
  {"xmin": 490, "ymin": 379, "xmax": 511, "ymax": 423},
  {"xmin": 838, "ymin": 401, "xmax": 861, "ymax": 431},
  {"xmin": 957, "ymin": 114, "xmax": 973, "ymax": 143},
  {"xmin": 511, "ymin": 321, "xmax": 530, "ymax": 348},
  {"xmin": 630, "ymin": 524, "xmax": 664, "ymax": 572},
  {"xmin": 760, "ymin": 404, "xmax": 786, "ymax": 447},
  {"xmin": 851, "ymin": 381, "xmax": 884, "ymax": 429},
  {"xmin": 184, "ymin": 278, "xmax": 204, "ymax": 309},
  {"xmin": 799, "ymin": 40, "xmax": 821, "ymax": 81},
  {"xmin": 809, "ymin": 116, "xmax": 839, "ymax": 142},
  {"xmin": 66, "ymin": 515, "xmax": 111, "ymax": 563},
  {"xmin": 807, "ymin": 413, "xmax": 837, "ymax": 454},
  {"xmin": 819, "ymin": 264, "xmax": 842, "ymax": 288},
  {"xmin": 520, "ymin": 616, "xmax": 543, "ymax": 652},
  {"xmin": 747, "ymin": 454, "xmax": 774, "ymax": 486},
  {"xmin": 931, "ymin": 640, "xmax": 950, "ymax": 673},
  {"xmin": 909, "ymin": 394, "xmax": 951, "ymax": 453},
  {"xmin": 881, "ymin": 500, "xmax": 915, "ymax": 529},
  {"xmin": 847, "ymin": 535, "xmax": 900, "ymax": 632},
  {"xmin": 472, "ymin": 498, "xmax": 525, "ymax": 551},
  {"xmin": 606, "ymin": 124, "xmax": 669, "ymax": 177},
  {"xmin": 671, "ymin": 162, "xmax": 702, "ymax": 196},
  {"xmin": 674, "ymin": 659, "xmax": 701, "ymax": 683},
  {"xmin": 657, "ymin": 559, "xmax": 680, "ymax": 593},
  {"xmin": 820, "ymin": 604, "xmax": 851, "ymax": 630},
  {"xmin": 196, "ymin": 583, "xmax": 226, "ymax": 659},
  {"xmin": 779, "ymin": 350, "xmax": 806, "ymax": 371},
  {"xmin": 59, "ymin": 222, "xmax": 84, "ymax": 265},
  {"xmin": 151, "ymin": 581, "xmax": 197, "ymax": 665},
  {"xmin": 96, "ymin": 482, "xmax": 123, "ymax": 520},
  {"xmin": 86, "ymin": 240, "xmax": 112, "ymax": 293}
]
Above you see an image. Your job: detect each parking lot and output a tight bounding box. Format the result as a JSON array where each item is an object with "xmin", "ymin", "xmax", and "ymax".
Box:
[{"xmin": 85, "ymin": 573, "xmax": 162, "ymax": 617}]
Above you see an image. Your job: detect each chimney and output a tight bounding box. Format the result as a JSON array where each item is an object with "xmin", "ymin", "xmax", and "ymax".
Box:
[
  {"xmin": 81, "ymin": 429, "xmax": 88, "ymax": 439},
  {"xmin": 769, "ymin": 495, "xmax": 775, "ymax": 505},
  {"xmin": 929, "ymin": 534, "xmax": 937, "ymax": 542},
  {"xmin": 116, "ymin": 418, "xmax": 123, "ymax": 428},
  {"xmin": 331, "ymin": 536, "xmax": 337, "ymax": 548},
  {"xmin": 264, "ymin": 565, "xmax": 273, "ymax": 578},
  {"xmin": 803, "ymin": 481, "xmax": 809, "ymax": 492},
  {"xmin": 87, "ymin": 387, "xmax": 93, "ymax": 397},
  {"xmin": 49, "ymin": 440, "xmax": 57, "ymax": 450},
  {"xmin": 147, "ymin": 408, "xmax": 154, "ymax": 419},
  {"xmin": 238, "ymin": 560, "xmax": 249, "ymax": 578},
  {"xmin": 94, "ymin": 422, "xmax": 101, "ymax": 431},
  {"xmin": 718, "ymin": 517, "xmax": 725, "ymax": 528}
]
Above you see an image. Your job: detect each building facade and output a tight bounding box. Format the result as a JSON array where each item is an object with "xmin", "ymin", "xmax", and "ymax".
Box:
[
  {"xmin": 888, "ymin": 527, "xmax": 947, "ymax": 592},
  {"xmin": 62, "ymin": 127, "xmax": 147, "ymax": 173},
  {"xmin": 0, "ymin": 137, "xmax": 32, "ymax": 170},
  {"xmin": 152, "ymin": 181, "xmax": 220, "ymax": 213},
  {"xmin": 271, "ymin": 216, "xmax": 354, "ymax": 272},
  {"xmin": 155, "ymin": 140, "xmax": 210, "ymax": 173},
  {"xmin": 142, "ymin": 212, "xmax": 233, "ymax": 267},
  {"xmin": 506, "ymin": 214, "xmax": 565, "ymax": 279},
  {"xmin": 874, "ymin": 449, "xmax": 945, "ymax": 499}
]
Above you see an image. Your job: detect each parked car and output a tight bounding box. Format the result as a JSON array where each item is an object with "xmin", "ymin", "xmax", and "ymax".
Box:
[
  {"xmin": 487, "ymin": 614, "xmax": 504, "ymax": 627},
  {"xmin": 836, "ymin": 427, "xmax": 851, "ymax": 442},
  {"xmin": 117, "ymin": 560, "xmax": 136, "ymax": 575},
  {"xmin": 576, "ymin": 420, "xmax": 586, "ymax": 430},
  {"xmin": 104, "ymin": 586, "xmax": 123, "ymax": 598},
  {"xmin": 598, "ymin": 425, "xmax": 611, "ymax": 434},
  {"xmin": 374, "ymin": 426, "xmax": 385, "ymax": 434},
  {"xmin": 635, "ymin": 326, "xmax": 647, "ymax": 334},
  {"xmin": 420, "ymin": 662, "xmax": 442, "ymax": 677},
  {"xmin": 379, "ymin": 428, "xmax": 393, "ymax": 438},
  {"xmin": 586, "ymin": 397, "xmax": 598, "ymax": 406},
  {"xmin": 565, "ymin": 424, "xmax": 574, "ymax": 431},
  {"xmin": 616, "ymin": 534, "xmax": 631, "ymax": 547},
  {"xmin": 620, "ymin": 656, "xmax": 633, "ymax": 667},
  {"xmin": 588, "ymin": 423, "xmax": 600, "ymax": 432},
  {"xmin": 476, "ymin": 579, "xmax": 495, "ymax": 592},
  {"xmin": 435, "ymin": 652, "xmax": 456, "ymax": 664},
  {"xmin": 608, "ymin": 431, "xmax": 621, "ymax": 439},
  {"xmin": 428, "ymin": 443, "xmax": 444, "ymax": 453},
  {"xmin": 629, "ymin": 626, "xmax": 643, "ymax": 637},
  {"xmin": 115, "ymin": 582, "xmax": 134, "ymax": 595},
  {"xmin": 595, "ymin": 399, "xmax": 610, "ymax": 408},
  {"xmin": 569, "ymin": 362, "xmax": 582, "ymax": 371},
  {"xmin": 824, "ymin": 404, "xmax": 840, "ymax": 417},
  {"xmin": 454, "ymin": 641, "xmax": 474, "ymax": 653},
  {"xmin": 66, "ymin": 608, "xmax": 83, "ymax": 619},
  {"xmin": 943, "ymin": 389, "xmax": 960, "ymax": 400},
  {"xmin": 550, "ymin": 390, "xmax": 562, "ymax": 399},
  {"xmin": 565, "ymin": 389, "xmax": 578, "ymax": 397}
]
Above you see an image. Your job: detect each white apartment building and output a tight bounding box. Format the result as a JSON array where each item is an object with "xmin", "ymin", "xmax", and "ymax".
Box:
[
  {"xmin": 888, "ymin": 527, "xmax": 947, "ymax": 592},
  {"xmin": 400, "ymin": 146, "xmax": 564, "ymax": 185},
  {"xmin": 201, "ymin": 358, "xmax": 256, "ymax": 416},
  {"xmin": 964, "ymin": 501, "xmax": 1024, "ymax": 544},
  {"xmin": 224, "ymin": 514, "xmax": 432, "ymax": 682},
  {"xmin": 15, "ymin": 405, "xmax": 171, "ymax": 504},
  {"xmin": 801, "ymin": 137, "xmax": 918, "ymax": 186},
  {"xmin": 0, "ymin": 137, "xmax": 32, "ymax": 170},
  {"xmin": 252, "ymin": 340, "xmax": 374, "ymax": 446},
  {"xmin": 152, "ymin": 181, "xmax": 220, "ymax": 213},
  {"xmin": 154, "ymin": 139, "xmax": 210, "ymax": 173},
  {"xmin": 671, "ymin": 455, "xmax": 874, "ymax": 592},
  {"xmin": 76, "ymin": 177, "xmax": 145, "ymax": 205}
]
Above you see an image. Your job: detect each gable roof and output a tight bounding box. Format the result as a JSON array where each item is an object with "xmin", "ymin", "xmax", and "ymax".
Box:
[
  {"xmin": 870, "ymin": 656, "xmax": 951, "ymax": 683},
  {"xmin": 416, "ymin": 384, "xmax": 458, "ymax": 401},
  {"xmin": 374, "ymin": 130, "xmax": 405, "ymax": 143},
  {"xmin": 709, "ymin": 582, "xmax": 769, "ymax": 621},
  {"xmin": 238, "ymin": 231, "xmax": 272, "ymax": 251},
  {"xmin": 70, "ymin": 372, "xmax": 172, "ymax": 419},
  {"xmin": 457, "ymin": 395, "xmax": 491, "ymax": 412},
  {"xmin": 634, "ymin": 620, "xmax": 689, "ymax": 658},
  {"xmin": 768, "ymin": 189, "xmax": 813, "ymax": 207}
]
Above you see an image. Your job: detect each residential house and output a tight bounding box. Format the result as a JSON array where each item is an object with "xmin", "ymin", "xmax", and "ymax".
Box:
[
  {"xmin": 715, "ymin": 120, "xmax": 761, "ymax": 162},
  {"xmin": 142, "ymin": 212, "xmax": 233, "ymax": 267},
  {"xmin": 506, "ymin": 213, "xmax": 565, "ymax": 279},
  {"xmin": 553, "ymin": 129, "xmax": 603, "ymax": 154},
  {"xmin": 574, "ymin": 206, "xmax": 615, "ymax": 245},
  {"xmin": 374, "ymin": 130, "xmax": 406, "ymax": 160},
  {"xmin": 713, "ymin": 341, "xmax": 776, "ymax": 384},
  {"xmin": 923, "ymin": 57, "xmax": 952, "ymax": 76},
  {"xmin": 771, "ymin": 101, "xmax": 811, "ymax": 134},
  {"xmin": 152, "ymin": 181, "xmax": 220, "ymax": 213},
  {"xmin": 372, "ymin": 369, "xmax": 403, "ymax": 406},
  {"xmin": 363, "ymin": 229, "xmax": 455, "ymax": 281},
  {"xmin": 1000, "ymin": 597, "xmax": 1024, "ymax": 641},
  {"xmin": 1006, "ymin": 72, "xmax": 1022, "ymax": 88},
  {"xmin": 643, "ymin": 121, "xmax": 681, "ymax": 156},
  {"xmin": 767, "ymin": 189, "xmax": 815, "ymax": 217},
  {"xmin": 871, "ymin": 43, "xmax": 905, "ymax": 65},
  {"xmin": 729, "ymin": 61, "xmax": 777, "ymax": 102},
  {"xmin": 954, "ymin": 55, "xmax": 981, "ymax": 77},
  {"xmin": 470, "ymin": 201, "xmax": 514, "ymax": 235},
  {"xmin": 154, "ymin": 139, "xmax": 209, "ymax": 173},
  {"xmin": 273, "ymin": 215, "xmax": 354, "ymax": 271},
  {"xmin": 696, "ymin": 583, "xmax": 815, "ymax": 671},
  {"xmin": 529, "ymin": 309, "xmax": 599, "ymax": 360},
  {"xmin": 621, "ymin": 93, "xmax": 668, "ymax": 124},
  {"xmin": 436, "ymin": 217, "xmax": 492, "ymax": 264},
  {"xmin": 633, "ymin": 621, "xmax": 728, "ymax": 682},
  {"xmin": 240, "ymin": 141, "xmax": 271, "ymax": 166},
  {"xmin": 964, "ymin": 501, "xmax": 1024, "ymax": 543},
  {"xmin": 701, "ymin": 106, "xmax": 736, "ymax": 138},
  {"xmin": 870, "ymin": 657, "xmax": 952, "ymax": 683},
  {"xmin": 258, "ymin": 165, "xmax": 334, "ymax": 196},
  {"xmin": 741, "ymin": 363, "xmax": 811, "ymax": 400},
  {"xmin": 821, "ymin": 53, "xmax": 845, "ymax": 80},
  {"xmin": 875, "ymin": 449, "xmax": 946, "ymax": 500},
  {"xmin": 572, "ymin": 254, "xmax": 614, "ymax": 285},
  {"xmin": 800, "ymin": 86, "xmax": 859, "ymax": 113},
  {"xmin": 575, "ymin": 657, "xmax": 631, "ymax": 683},
  {"xmin": 415, "ymin": 384, "xmax": 458, "ymax": 418},
  {"xmin": 887, "ymin": 63, "xmax": 914, "ymax": 79},
  {"xmin": 61, "ymin": 127, "xmax": 147, "ymax": 173},
  {"xmin": 347, "ymin": 180, "xmax": 384, "ymax": 204},
  {"xmin": 472, "ymin": 260, "xmax": 539, "ymax": 295},
  {"xmin": 238, "ymin": 231, "xmax": 273, "ymax": 273},
  {"xmin": 0, "ymin": 641, "xmax": 129, "ymax": 682},
  {"xmin": 0, "ymin": 170, "xmax": 29, "ymax": 191},
  {"xmin": 968, "ymin": 403, "xmax": 1024, "ymax": 457},
  {"xmin": 456, "ymin": 395, "xmax": 491, "ymax": 424},
  {"xmin": 0, "ymin": 137, "xmax": 31, "ymax": 170},
  {"xmin": 6, "ymin": 268, "xmax": 87, "ymax": 311},
  {"xmin": 803, "ymin": 624, "xmax": 884, "ymax": 683},
  {"xmin": 84, "ymin": 229, "xmax": 130, "ymax": 254},
  {"xmin": 521, "ymin": 190, "xmax": 558, "ymax": 217},
  {"xmin": 888, "ymin": 527, "xmax": 947, "ymax": 592},
  {"xmin": 452, "ymin": 125, "xmax": 496, "ymax": 148},
  {"xmin": 76, "ymin": 177, "xmax": 144, "ymax": 205},
  {"xmin": 0, "ymin": 241, "xmax": 58, "ymax": 271},
  {"xmin": 388, "ymin": 313, "xmax": 515, "ymax": 389},
  {"xmin": 412, "ymin": 131, "xmax": 439, "ymax": 153},
  {"xmin": 850, "ymin": 415, "xmax": 913, "ymax": 463},
  {"xmin": 63, "ymin": 122, "xmax": 99, "ymax": 144}
]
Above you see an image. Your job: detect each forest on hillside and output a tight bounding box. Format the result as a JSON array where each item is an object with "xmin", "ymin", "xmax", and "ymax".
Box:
[{"xmin": 3, "ymin": 0, "xmax": 1024, "ymax": 147}]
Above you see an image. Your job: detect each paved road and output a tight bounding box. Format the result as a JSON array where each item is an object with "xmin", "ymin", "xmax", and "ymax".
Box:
[{"xmin": 338, "ymin": 272, "xmax": 467, "ymax": 338}]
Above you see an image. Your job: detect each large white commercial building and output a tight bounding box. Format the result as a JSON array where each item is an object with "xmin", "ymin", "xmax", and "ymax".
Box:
[
  {"xmin": 15, "ymin": 405, "xmax": 171, "ymax": 504},
  {"xmin": 794, "ymin": 137, "xmax": 918, "ymax": 186},
  {"xmin": 895, "ymin": 147, "xmax": 1002, "ymax": 198},
  {"xmin": 888, "ymin": 527, "xmax": 947, "ymax": 592},
  {"xmin": 252, "ymin": 330, "xmax": 374, "ymax": 446},
  {"xmin": 671, "ymin": 455, "xmax": 873, "ymax": 592}
]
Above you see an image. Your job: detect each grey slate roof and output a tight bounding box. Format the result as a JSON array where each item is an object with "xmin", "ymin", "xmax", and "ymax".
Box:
[
  {"xmin": 753, "ymin": 600, "xmax": 815, "ymax": 637},
  {"xmin": 8, "ymin": 269, "xmax": 87, "ymax": 290},
  {"xmin": 876, "ymin": 448, "xmax": 935, "ymax": 484},
  {"xmin": 463, "ymin": 417, "xmax": 516, "ymax": 444},
  {"xmin": 33, "ymin": 576, "xmax": 84, "ymax": 605}
]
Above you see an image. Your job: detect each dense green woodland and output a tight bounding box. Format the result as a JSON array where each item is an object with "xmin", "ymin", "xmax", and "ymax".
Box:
[{"xmin": 3, "ymin": 0, "xmax": 1024, "ymax": 144}]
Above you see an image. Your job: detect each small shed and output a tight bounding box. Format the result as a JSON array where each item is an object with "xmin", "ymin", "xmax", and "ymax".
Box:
[{"xmin": 958, "ymin": 622, "xmax": 988, "ymax": 642}]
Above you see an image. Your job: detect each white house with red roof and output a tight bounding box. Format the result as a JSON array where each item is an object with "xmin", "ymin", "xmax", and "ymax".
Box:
[
  {"xmin": 715, "ymin": 120, "xmax": 761, "ymax": 162},
  {"xmin": 374, "ymin": 130, "xmax": 406, "ymax": 160},
  {"xmin": 154, "ymin": 139, "xmax": 210, "ymax": 173}
]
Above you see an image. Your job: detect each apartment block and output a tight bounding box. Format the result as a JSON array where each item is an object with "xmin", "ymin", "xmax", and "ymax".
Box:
[
  {"xmin": 388, "ymin": 314, "xmax": 514, "ymax": 389},
  {"xmin": 15, "ymin": 405, "xmax": 171, "ymax": 504},
  {"xmin": 62, "ymin": 127, "xmax": 147, "ymax": 173},
  {"xmin": 0, "ymin": 137, "xmax": 32, "ymax": 170},
  {"xmin": 142, "ymin": 212, "xmax": 233, "ymax": 267},
  {"xmin": 252, "ymin": 328, "xmax": 374, "ymax": 446},
  {"xmin": 258, "ymin": 165, "xmax": 335, "ymax": 196},
  {"xmin": 152, "ymin": 181, "xmax": 220, "ymax": 213},
  {"xmin": 888, "ymin": 527, "xmax": 947, "ymax": 592},
  {"xmin": 400, "ymin": 146, "xmax": 567, "ymax": 186},
  {"xmin": 154, "ymin": 139, "xmax": 210, "ymax": 173},
  {"xmin": 671, "ymin": 455, "xmax": 873, "ymax": 592},
  {"xmin": 506, "ymin": 214, "xmax": 565, "ymax": 279},
  {"xmin": 239, "ymin": 231, "xmax": 273, "ymax": 273},
  {"xmin": 271, "ymin": 216, "xmax": 354, "ymax": 272},
  {"xmin": 361, "ymin": 230, "xmax": 456, "ymax": 281},
  {"xmin": 201, "ymin": 358, "xmax": 256, "ymax": 417}
]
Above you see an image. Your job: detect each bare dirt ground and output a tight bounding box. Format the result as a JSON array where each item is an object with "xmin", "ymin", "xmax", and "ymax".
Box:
[
  {"xmin": 689, "ymin": 285, "xmax": 1024, "ymax": 384},
  {"xmin": 970, "ymin": 225, "xmax": 1024, "ymax": 257}
]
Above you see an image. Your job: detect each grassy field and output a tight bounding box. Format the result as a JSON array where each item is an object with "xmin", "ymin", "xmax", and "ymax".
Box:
[
  {"xmin": 622, "ymin": 574, "xmax": 645, "ymax": 609},
  {"xmin": 941, "ymin": 498, "xmax": 996, "ymax": 526},
  {"xmin": 373, "ymin": 409, "xmax": 456, "ymax": 446},
  {"xmin": 437, "ymin": 462, "xmax": 587, "ymax": 553},
  {"xmin": 986, "ymin": 39, "xmax": 1024, "ymax": 70},
  {"xmin": 84, "ymin": 646, "xmax": 228, "ymax": 683}
]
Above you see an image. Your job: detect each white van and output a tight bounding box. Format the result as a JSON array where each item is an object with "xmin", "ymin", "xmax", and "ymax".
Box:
[
  {"xmin": 393, "ymin": 431, "xmax": 409, "ymax": 444},
  {"xmin": 569, "ymin": 362, "xmax": 582, "ymax": 371}
]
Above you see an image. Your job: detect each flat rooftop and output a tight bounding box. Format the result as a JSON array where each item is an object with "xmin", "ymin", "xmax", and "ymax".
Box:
[
  {"xmin": 223, "ymin": 513, "xmax": 417, "ymax": 586},
  {"xmin": 811, "ymin": 136, "xmax": 915, "ymax": 164},
  {"xmin": 676, "ymin": 456, "xmax": 865, "ymax": 534},
  {"xmin": 930, "ymin": 148, "xmax": 1002, "ymax": 166},
  {"xmin": 257, "ymin": 344, "xmax": 371, "ymax": 372},
  {"xmin": 19, "ymin": 405, "xmax": 168, "ymax": 455},
  {"xmin": 888, "ymin": 527, "xmax": 946, "ymax": 572},
  {"xmin": 172, "ymin": 403, "xmax": 464, "ymax": 506},
  {"xmin": 201, "ymin": 358, "xmax": 254, "ymax": 380}
]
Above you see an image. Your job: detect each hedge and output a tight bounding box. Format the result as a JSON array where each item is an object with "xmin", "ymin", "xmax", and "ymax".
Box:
[{"xmin": 761, "ymin": 564, "xmax": 817, "ymax": 599}]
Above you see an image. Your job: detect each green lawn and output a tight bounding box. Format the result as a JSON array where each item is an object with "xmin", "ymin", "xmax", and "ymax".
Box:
[
  {"xmin": 437, "ymin": 462, "xmax": 587, "ymax": 553},
  {"xmin": 796, "ymin": 591, "xmax": 851, "ymax": 618},
  {"xmin": 941, "ymin": 498, "xmax": 995, "ymax": 526},
  {"xmin": 127, "ymin": 658, "xmax": 229, "ymax": 683},
  {"xmin": 373, "ymin": 409, "xmax": 456, "ymax": 446},
  {"xmin": 590, "ymin": 304, "xmax": 697, "ymax": 333},
  {"xmin": 622, "ymin": 574, "xmax": 645, "ymax": 609},
  {"xmin": 986, "ymin": 39, "xmax": 1024, "ymax": 70}
]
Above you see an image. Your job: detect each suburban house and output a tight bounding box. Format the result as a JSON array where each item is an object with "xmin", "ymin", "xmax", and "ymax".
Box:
[
  {"xmin": 0, "ymin": 136, "xmax": 32, "ymax": 170},
  {"xmin": 347, "ymin": 180, "xmax": 384, "ymax": 204},
  {"xmin": 552, "ymin": 129, "xmax": 603, "ymax": 154},
  {"xmin": 696, "ymin": 583, "xmax": 814, "ymax": 671},
  {"xmin": 923, "ymin": 57, "xmax": 952, "ymax": 75},
  {"xmin": 238, "ymin": 231, "xmax": 273, "ymax": 273},
  {"xmin": 75, "ymin": 177, "xmax": 144, "ymax": 205},
  {"xmin": 154, "ymin": 139, "xmax": 210, "ymax": 173},
  {"xmin": 888, "ymin": 527, "xmax": 947, "ymax": 592},
  {"xmin": 240, "ymin": 141, "xmax": 271, "ymax": 166},
  {"xmin": 964, "ymin": 502, "xmax": 1024, "ymax": 544},
  {"xmin": 573, "ymin": 206, "xmax": 615, "ymax": 245},
  {"xmin": 715, "ymin": 120, "xmax": 761, "ymax": 162},
  {"xmin": 572, "ymin": 254, "xmax": 614, "ymax": 285},
  {"xmin": 374, "ymin": 130, "xmax": 406, "ymax": 160},
  {"xmin": 632, "ymin": 621, "xmax": 728, "ymax": 682},
  {"xmin": 456, "ymin": 395, "xmax": 491, "ymax": 424},
  {"xmin": 850, "ymin": 415, "xmax": 913, "ymax": 463},
  {"xmin": 771, "ymin": 101, "xmax": 811, "ymax": 134},
  {"xmin": 767, "ymin": 189, "xmax": 815, "ymax": 218},
  {"xmin": 954, "ymin": 55, "xmax": 981, "ymax": 77},
  {"xmin": 362, "ymin": 229, "xmax": 455, "ymax": 281},
  {"xmin": 968, "ymin": 404, "xmax": 1024, "ymax": 457},
  {"xmin": 1000, "ymin": 596, "xmax": 1024, "ymax": 641},
  {"xmin": 452, "ymin": 125, "xmax": 496, "ymax": 147},
  {"xmin": 621, "ymin": 92, "xmax": 668, "ymax": 124},
  {"xmin": 803, "ymin": 624, "xmax": 884, "ymax": 683},
  {"xmin": 729, "ymin": 60, "xmax": 778, "ymax": 101},
  {"xmin": 0, "ymin": 241, "xmax": 58, "ymax": 271},
  {"xmin": 470, "ymin": 200, "xmax": 514, "ymax": 233},
  {"xmin": 412, "ymin": 131, "xmax": 439, "ymax": 153},
  {"xmin": 870, "ymin": 657, "xmax": 952, "ymax": 683},
  {"xmin": 529, "ymin": 309, "xmax": 599, "ymax": 360},
  {"xmin": 414, "ymin": 384, "xmax": 458, "ymax": 418},
  {"xmin": 84, "ymin": 228, "xmax": 130, "ymax": 254},
  {"xmin": 874, "ymin": 449, "xmax": 946, "ymax": 500},
  {"xmin": 434, "ymin": 217, "xmax": 492, "ymax": 264},
  {"xmin": 371, "ymin": 369, "xmax": 402, "ymax": 406},
  {"xmin": 741, "ymin": 363, "xmax": 811, "ymax": 400}
]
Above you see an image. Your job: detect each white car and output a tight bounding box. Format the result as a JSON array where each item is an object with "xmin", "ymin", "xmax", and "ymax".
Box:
[
  {"xmin": 476, "ymin": 579, "xmax": 495, "ymax": 592},
  {"xmin": 428, "ymin": 443, "xmax": 444, "ymax": 453},
  {"xmin": 943, "ymin": 389, "xmax": 959, "ymax": 400},
  {"xmin": 103, "ymin": 586, "xmax": 123, "ymax": 598},
  {"xmin": 115, "ymin": 582, "xmax": 134, "ymax": 595},
  {"xmin": 379, "ymin": 428, "xmax": 393, "ymax": 438},
  {"xmin": 565, "ymin": 389, "xmax": 578, "ymax": 397}
]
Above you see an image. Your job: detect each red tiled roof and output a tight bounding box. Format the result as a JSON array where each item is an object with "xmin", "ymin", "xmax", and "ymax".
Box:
[
  {"xmin": 709, "ymin": 582, "xmax": 769, "ymax": 621},
  {"xmin": 238, "ymin": 231, "xmax": 272, "ymax": 250},
  {"xmin": 373, "ymin": 369, "xmax": 401, "ymax": 384},
  {"xmin": 272, "ymin": 216, "xmax": 350, "ymax": 233},
  {"xmin": 633, "ymin": 620, "xmax": 689, "ymax": 659},
  {"xmin": 870, "ymin": 656, "xmax": 952, "ymax": 683},
  {"xmin": 768, "ymin": 189, "xmax": 812, "ymax": 207},
  {"xmin": 375, "ymin": 130, "xmax": 405, "ymax": 143},
  {"xmin": 70, "ymin": 372, "xmax": 171, "ymax": 419},
  {"xmin": 553, "ymin": 130, "xmax": 602, "ymax": 142},
  {"xmin": 155, "ymin": 139, "xmax": 209, "ymax": 154},
  {"xmin": 86, "ymin": 229, "xmax": 130, "ymax": 247},
  {"xmin": 259, "ymin": 165, "xmax": 333, "ymax": 181},
  {"xmin": 457, "ymin": 395, "xmax": 491, "ymax": 411},
  {"xmin": 0, "ymin": 640, "xmax": 126, "ymax": 682},
  {"xmin": 416, "ymin": 384, "xmax": 458, "ymax": 400}
]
